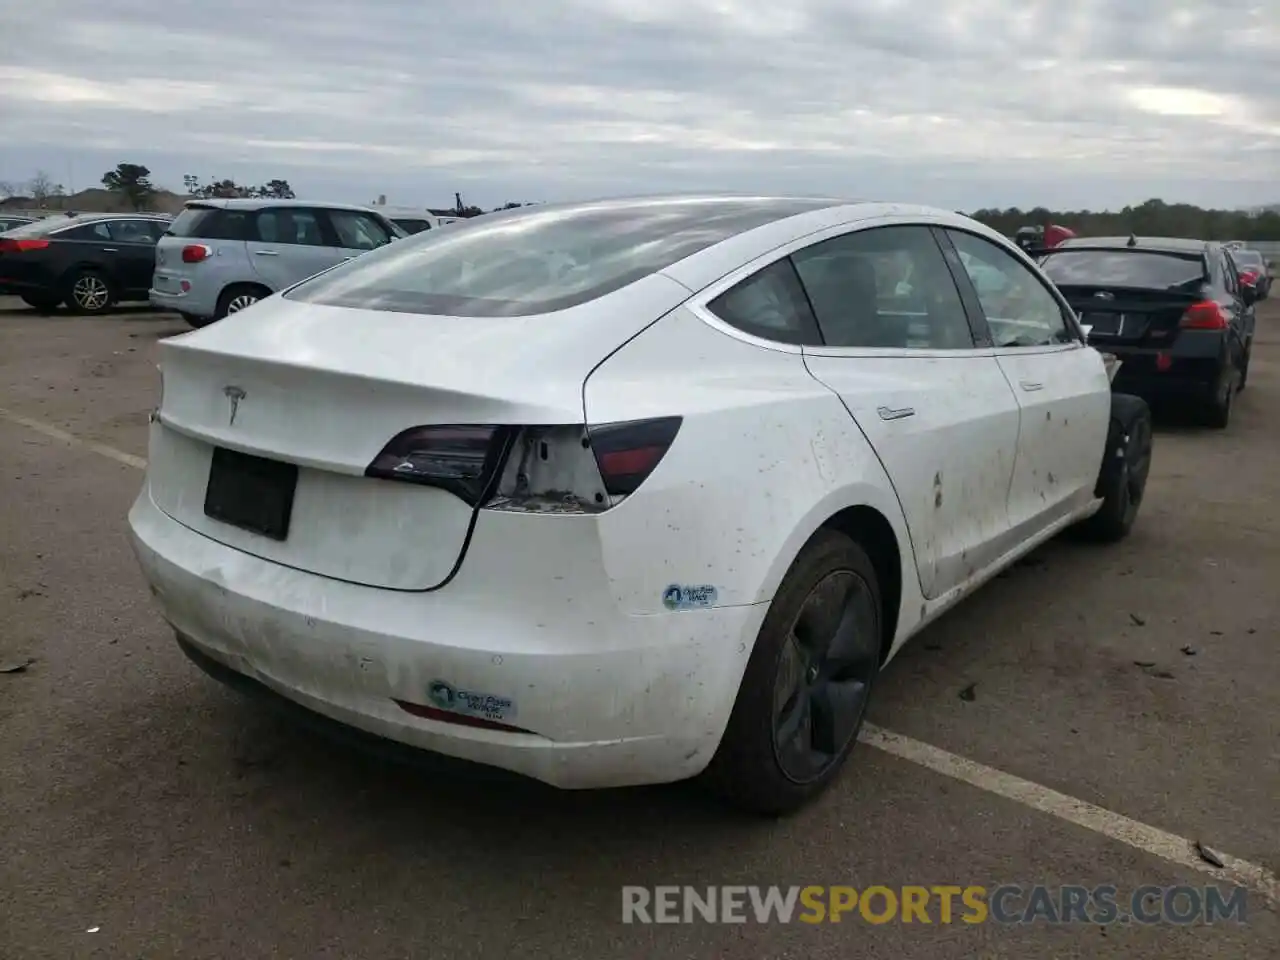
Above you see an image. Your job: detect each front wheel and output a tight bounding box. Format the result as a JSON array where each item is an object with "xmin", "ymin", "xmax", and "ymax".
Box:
[
  {"xmin": 703, "ymin": 530, "xmax": 882, "ymax": 816},
  {"xmin": 1073, "ymin": 393, "xmax": 1152, "ymax": 543},
  {"xmin": 64, "ymin": 270, "xmax": 115, "ymax": 314}
]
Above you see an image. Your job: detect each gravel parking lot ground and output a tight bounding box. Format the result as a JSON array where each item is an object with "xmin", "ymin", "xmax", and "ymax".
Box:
[{"xmin": 1, "ymin": 296, "xmax": 1277, "ymax": 959}]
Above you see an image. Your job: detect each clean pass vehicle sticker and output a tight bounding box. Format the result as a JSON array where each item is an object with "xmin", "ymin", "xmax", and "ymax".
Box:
[
  {"xmin": 428, "ymin": 680, "xmax": 517, "ymax": 722},
  {"xmin": 662, "ymin": 584, "xmax": 718, "ymax": 611}
]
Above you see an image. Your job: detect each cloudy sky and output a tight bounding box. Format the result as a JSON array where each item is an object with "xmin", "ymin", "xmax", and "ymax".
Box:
[{"xmin": 0, "ymin": 0, "xmax": 1276, "ymax": 211}]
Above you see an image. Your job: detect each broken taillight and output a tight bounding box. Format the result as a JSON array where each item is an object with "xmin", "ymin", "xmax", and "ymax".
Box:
[
  {"xmin": 587, "ymin": 417, "xmax": 682, "ymax": 497},
  {"xmin": 365, "ymin": 424, "xmax": 514, "ymax": 505}
]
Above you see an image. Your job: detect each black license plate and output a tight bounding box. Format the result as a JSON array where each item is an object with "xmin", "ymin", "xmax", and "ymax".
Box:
[
  {"xmin": 1082, "ymin": 312, "xmax": 1122, "ymax": 335},
  {"xmin": 204, "ymin": 446, "xmax": 298, "ymax": 541}
]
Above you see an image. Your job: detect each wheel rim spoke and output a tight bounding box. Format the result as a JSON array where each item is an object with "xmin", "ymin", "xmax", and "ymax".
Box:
[
  {"xmin": 772, "ymin": 569, "xmax": 877, "ymax": 783},
  {"xmin": 810, "ymin": 678, "xmax": 868, "ymax": 756}
]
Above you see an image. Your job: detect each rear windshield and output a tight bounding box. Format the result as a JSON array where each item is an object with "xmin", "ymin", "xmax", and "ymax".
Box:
[
  {"xmin": 1040, "ymin": 250, "xmax": 1207, "ymax": 290},
  {"xmin": 165, "ymin": 206, "xmax": 251, "ymax": 241},
  {"xmin": 1233, "ymin": 250, "xmax": 1264, "ymax": 267},
  {"xmin": 284, "ymin": 197, "xmax": 832, "ymax": 317},
  {"xmin": 2, "ymin": 217, "xmax": 66, "ymax": 237}
]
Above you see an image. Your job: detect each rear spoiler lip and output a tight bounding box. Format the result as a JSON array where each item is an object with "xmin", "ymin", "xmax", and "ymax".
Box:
[{"xmin": 1053, "ymin": 283, "xmax": 1204, "ymax": 301}]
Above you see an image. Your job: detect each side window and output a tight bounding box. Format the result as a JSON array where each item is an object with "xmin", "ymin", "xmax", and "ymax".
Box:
[
  {"xmin": 203, "ymin": 211, "xmax": 251, "ymax": 241},
  {"xmin": 328, "ymin": 210, "xmax": 393, "ymax": 251},
  {"xmin": 947, "ymin": 230, "xmax": 1073, "ymax": 348},
  {"xmin": 706, "ymin": 258, "xmax": 821, "ymax": 346},
  {"xmin": 254, "ymin": 209, "xmax": 326, "ymax": 247},
  {"xmin": 60, "ymin": 222, "xmax": 113, "ymax": 242},
  {"xmin": 792, "ymin": 225, "xmax": 975, "ymax": 349},
  {"xmin": 108, "ymin": 220, "xmax": 157, "ymax": 244}
]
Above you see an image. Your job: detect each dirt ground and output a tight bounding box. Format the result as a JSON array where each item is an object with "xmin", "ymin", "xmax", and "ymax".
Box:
[{"xmin": 1, "ymin": 295, "xmax": 1277, "ymax": 959}]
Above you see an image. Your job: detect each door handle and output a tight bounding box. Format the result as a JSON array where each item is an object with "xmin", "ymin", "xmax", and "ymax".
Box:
[
  {"xmin": 254, "ymin": 250, "xmax": 279, "ymax": 257},
  {"xmin": 877, "ymin": 405, "xmax": 916, "ymax": 421},
  {"xmin": 100, "ymin": 247, "xmax": 118, "ymax": 253},
  {"xmin": 1019, "ymin": 380, "xmax": 1044, "ymax": 392}
]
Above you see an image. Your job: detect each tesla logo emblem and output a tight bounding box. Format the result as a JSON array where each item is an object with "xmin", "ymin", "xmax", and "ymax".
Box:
[
  {"xmin": 1094, "ymin": 291, "xmax": 1115, "ymax": 300},
  {"xmin": 223, "ymin": 385, "xmax": 246, "ymax": 426}
]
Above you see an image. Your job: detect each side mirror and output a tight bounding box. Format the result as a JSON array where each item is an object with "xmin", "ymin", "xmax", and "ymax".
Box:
[{"xmin": 1079, "ymin": 323, "xmax": 1093, "ymax": 340}]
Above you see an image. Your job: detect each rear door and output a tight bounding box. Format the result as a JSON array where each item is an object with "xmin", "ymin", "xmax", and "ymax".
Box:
[
  {"xmin": 247, "ymin": 207, "xmax": 342, "ymax": 290},
  {"xmin": 103, "ymin": 218, "xmax": 161, "ymax": 296},
  {"xmin": 792, "ymin": 223, "xmax": 1021, "ymax": 600},
  {"xmin": 945, "ymin": 229, "xmax": 1111, "ymax": 534}
]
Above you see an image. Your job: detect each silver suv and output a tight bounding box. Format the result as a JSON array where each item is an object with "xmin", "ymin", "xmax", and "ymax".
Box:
[{"xmin": 150, "ymin": 199, "xmax": 404, "ymax": 327}]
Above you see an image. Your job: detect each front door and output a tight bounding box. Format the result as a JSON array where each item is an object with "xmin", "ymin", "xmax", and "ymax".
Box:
[
  {"xmin": 794, "ymin": 223, "xmax": 1022, "ymax": 600},
  {"xmin": 944, "ymin": 229, "xmax": 1112, "ymax": 534}
]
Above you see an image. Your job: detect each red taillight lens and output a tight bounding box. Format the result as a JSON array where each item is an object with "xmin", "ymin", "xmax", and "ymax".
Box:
[
  {"xmin": 588, "ymin": 417, "xmax": 682, "ymax": 497},
  {"xmin": 0, "ymin": 238, "xmax": 50, "ymax": 253},
  {"xmin": 181, "ymin": 244, "xmax": 211, "ymax": 263},
  {"xmin": 1239, "ymin": 270, "xmax": 1258, "ymax": 285},
  {"xmin": 1179, "ymin": 301, "xmax": 1228, "ymax": 330},
  {"xmin": 365, "ymin": 424, "xmax": 513, "ymax": 505}
]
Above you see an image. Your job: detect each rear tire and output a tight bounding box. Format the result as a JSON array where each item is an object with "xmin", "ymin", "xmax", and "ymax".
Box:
[
  {"xmin": 180, "ymin": 311, "xmax": 215, "ymax": 329},
  {"xmin": 1204, "ymin": 366, "xmax": 1234, "ymax": 429},
  {"xmin": 1074, "ymin": 393, "xmax": 1152, "ymax": 543},
  {"xmin": 63, "ymin": 269, "xmax": 116, "ymax": 315},
  {"xmin": 702, "ymin": 530, "xmax": 882, "ymax": 816},
  {"xmin": 214, "ymin": 284, "xmax": 270, "ymax": 321},
  {"xmin": 20, "ymin": 293, "xmax": 59, "ymax": 314}
]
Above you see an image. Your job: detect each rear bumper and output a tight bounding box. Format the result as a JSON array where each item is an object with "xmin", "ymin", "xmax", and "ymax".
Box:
[
  {"xmin": 1101, "ymin": 334, "xmax": 1227, "ymax": 402},
  {"xmin": 150, "ymin": 273, "xmax": 219, "ymax": 319},
  {"xmin": 127, "ymin": 489, "xmax": 765, "ymax": 789}
]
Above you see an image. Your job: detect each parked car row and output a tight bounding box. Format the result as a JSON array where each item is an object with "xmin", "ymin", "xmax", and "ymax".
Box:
[{"xmin": 0, "ymin": 200, "xmax": 453, "ymax": 321}]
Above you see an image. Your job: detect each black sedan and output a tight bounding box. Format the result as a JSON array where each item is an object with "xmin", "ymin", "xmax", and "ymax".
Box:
[
  {"xmin": 0, "ymin": 213, "xmax": 170, "ymax": 313},
  {"xmin": 1039, "ymin": 236, "xmax": 1256, "ymax": 428}
]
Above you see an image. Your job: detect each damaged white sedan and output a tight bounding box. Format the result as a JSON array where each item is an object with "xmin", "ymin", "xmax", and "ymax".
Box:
[{"xmin": 129, "ymin": 196, "xmax": 1152, "ymax": 814}]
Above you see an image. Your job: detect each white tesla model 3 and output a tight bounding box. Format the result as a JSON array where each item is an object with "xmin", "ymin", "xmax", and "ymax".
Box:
[{"xmin": 129, "ymin": 196, "xmax": 1152, "ymax": 814}]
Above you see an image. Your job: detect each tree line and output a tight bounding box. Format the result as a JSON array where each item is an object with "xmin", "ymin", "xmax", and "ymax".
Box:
[
  {"xmin": 4, "ymin": 166, "xmax": 1277, "ymax": 239},
  {"xmin": 969, "ymin": 198, "xmax": 1280, "ymax": 243}
]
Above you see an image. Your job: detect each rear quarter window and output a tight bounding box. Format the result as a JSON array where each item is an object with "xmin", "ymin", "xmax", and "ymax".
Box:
[
  {"xmin": 1041, "ymin": 250, "xmax": 1207, "ymax": 290},
  {"xmin": 166, "ymin": 207, "xmax": 251, "ymax": 241}
]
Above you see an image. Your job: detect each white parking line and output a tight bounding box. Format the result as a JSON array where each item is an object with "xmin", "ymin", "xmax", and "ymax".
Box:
[
  {"xmin": 2, "ymin": 405, "xmax": 1277, "ymax": 906},
  {"xmin": 0, "ymin": 406, "xmax": 147, "ymax": 470},
  {"xmin": 861, "ymin": 725, "xmax": 1279, "ymax": 905}
]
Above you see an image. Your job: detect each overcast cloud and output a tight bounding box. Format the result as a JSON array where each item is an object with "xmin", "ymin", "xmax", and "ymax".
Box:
[{"xmin": 0, "ymin": 0, "xmax": 1276, "ymax": 210}]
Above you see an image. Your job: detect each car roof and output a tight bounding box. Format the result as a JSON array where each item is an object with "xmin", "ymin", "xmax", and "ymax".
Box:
[
  {"xmin": 187, "ymin": 198, "xmax": 385, "ymax": 214},
  {"xmin": 520, "ymin": 194, "xmax": 1008, "ymax": 292},
  {"xmin": 1055, "ymin": 236, "xmax": 1213, "ymax": 253}
]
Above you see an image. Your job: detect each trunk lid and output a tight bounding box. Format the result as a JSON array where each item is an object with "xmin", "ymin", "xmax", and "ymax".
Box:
[
  {"xmin": 149, "ymin": 275, "xmax": 690, "ymax": 590},
  {"xmin": 1057, "ymin": 284, "xmax": 1203, "ymax": 347}
]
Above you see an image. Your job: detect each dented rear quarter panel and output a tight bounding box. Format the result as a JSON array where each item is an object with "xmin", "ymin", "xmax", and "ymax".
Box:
[{"xmin": 583, "ymin": 305, "xmax": 920, "ymax": 626}]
